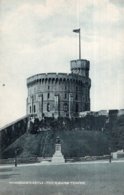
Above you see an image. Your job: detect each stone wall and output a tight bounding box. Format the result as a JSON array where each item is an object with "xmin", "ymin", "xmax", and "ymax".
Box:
[{"xmin": 0, "ymin": 116, "xmax": 28, "ymax": 158}]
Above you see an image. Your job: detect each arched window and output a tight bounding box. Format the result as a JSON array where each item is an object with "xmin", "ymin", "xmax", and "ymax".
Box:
[
  {"xmin": 64, "ymin": 93, "xmax": 67, "ymax": 99},
  {"xmin": 47, "ymin": 103, "xmax": 50, "ymax": 112}
]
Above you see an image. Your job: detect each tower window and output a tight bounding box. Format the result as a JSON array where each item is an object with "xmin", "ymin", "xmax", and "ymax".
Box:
[
  {"xmin": 76, "ymin": 103, "xmax": 78, "ymax": 113},
  {"xmin": 86, "ymin": 71, "xmax": 88, "ymax": 77},
  {"xmin": 75, "ymin": 93, "xmax": 78, "ymax": 100},
  {"xmin": 48, "ymin": 86, "xmax": 50, "ymax": 90},
  {"xmin": 34, "ymin": 105, "xmax": 36, "ymax": 113},
  {"xmin": 47, "ymin": 103, "xmax": 50, "ymax": 112},
  {"xmin": 30, "ymin": 106, "xmax": 31, "ymax": 113},
  {"xmin": 47, "ymin": 93, "xmax": 50, "ymax": 99},
  {"xmin": 64, "ymin": 94, "xmax": 67, "ymax": 99},
  {"xmin": 63, "ymin": 103, "xmax": 68, "ymax": 112}
]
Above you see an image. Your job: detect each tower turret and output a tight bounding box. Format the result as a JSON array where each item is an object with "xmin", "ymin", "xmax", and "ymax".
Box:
[{"xmin": 70, "ymin": 59, "xmax": 90, "ymax": 77}]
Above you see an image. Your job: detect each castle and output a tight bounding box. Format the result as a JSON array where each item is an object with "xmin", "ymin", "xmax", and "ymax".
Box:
[{"xmin": 26, "ymin": 59, "xmax": 91, "ymax": 119}]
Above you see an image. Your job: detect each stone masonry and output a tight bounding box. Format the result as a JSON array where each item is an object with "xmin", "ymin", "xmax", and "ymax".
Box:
[{"xmin": 26, "ymin": 59, "xmax": 91, "ymax": 119}]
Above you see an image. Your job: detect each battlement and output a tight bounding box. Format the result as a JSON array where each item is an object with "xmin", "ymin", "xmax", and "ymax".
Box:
[
  {"xmin": 27, "ymin": 73, "xmax": 68, "ymax": 82},
  {"xmin": 70, "ymin": 59, "xmax": 90, "ymax": 77},
  {"xmin": 70, "ymin": 59, "xmax": 90, "ymax": 70},
  {"xmin": 27, "ymin": 72, "xmax": 90, "ymax": 86}
]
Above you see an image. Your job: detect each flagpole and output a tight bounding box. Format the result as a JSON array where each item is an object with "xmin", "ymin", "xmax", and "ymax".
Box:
[
  {"xmin": 73, "ymin": 28, "xmax": 81, "ymax": 60},
  {"xmin": 79, "ymin": 29, "xmax": 81, "ymax": 59}
]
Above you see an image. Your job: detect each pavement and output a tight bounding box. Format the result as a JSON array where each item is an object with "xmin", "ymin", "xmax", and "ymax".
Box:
[{"xmin": 0, "ymin": 159, "xmax": 124, "ymax": 168}]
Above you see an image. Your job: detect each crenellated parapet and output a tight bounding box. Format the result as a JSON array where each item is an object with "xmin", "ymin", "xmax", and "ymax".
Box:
[
  {"xmin": 27, "ymin": 72, "xmax": 90, "ymax": 87},
  {"xmin": 71, "ymin": 59, "xmax": 90, "ymax": 69}
]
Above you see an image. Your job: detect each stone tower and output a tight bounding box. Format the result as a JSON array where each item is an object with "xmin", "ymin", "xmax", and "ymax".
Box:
[
  {"xmin": 70, "ymin": 59, "xmax": 90, "ymax": 111},
  {"xmin": 26, "ymin": 59, "xmax": 91, "ymax": 119}
]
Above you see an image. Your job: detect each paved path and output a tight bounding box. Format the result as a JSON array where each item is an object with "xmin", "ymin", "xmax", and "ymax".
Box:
[{"xmin": 0, "ymin": 159, "xmax": 124, "ymax": 168}]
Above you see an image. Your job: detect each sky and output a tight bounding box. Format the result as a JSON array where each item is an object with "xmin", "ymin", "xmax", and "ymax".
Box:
[{"xmin": 0, "ymin": 0, "xmax": 124, "ymax": 127}]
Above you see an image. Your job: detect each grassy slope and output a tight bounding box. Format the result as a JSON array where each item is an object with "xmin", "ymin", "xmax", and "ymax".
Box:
[
  {"xmin": 3, "ymin": 130, "xmax": 109, "ymax": 158},
  {"xmin": 2, "ymin": 114, "xmax": 124, "ymax": 159}
]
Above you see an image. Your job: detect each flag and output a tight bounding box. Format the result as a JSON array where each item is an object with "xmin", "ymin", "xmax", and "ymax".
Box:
[{"xmin": 73, "ymin": 28, "xmax": 80, "ymax": 33}]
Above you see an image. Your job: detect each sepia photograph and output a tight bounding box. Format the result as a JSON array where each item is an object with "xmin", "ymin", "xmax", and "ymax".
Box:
[{"xmin": 0, "ymin": 0, "xmax": 124, "ymax": 195}]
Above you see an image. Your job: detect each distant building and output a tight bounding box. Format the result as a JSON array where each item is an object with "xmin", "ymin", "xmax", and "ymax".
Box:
[
  {"xmin": 26, "ymin": 59, "xmax": 91, "ymax": 119},
  {"xmin": 118, "ymin": 109, "xmax": 124, "ymax": 116},
  {"xmin": 79, "ymin": 111, "xmax": 99, "ymax": 117},
  {"xmin": 79, "ymin": 111, "xmax": 91, "ymax": 117},
  {"xmin": 97, "ymin": 110, "xmax": 108, "ymax": 116},
  {"xmin": 109, "ymin": 109, "xmax": 118, "ymax": 117}
]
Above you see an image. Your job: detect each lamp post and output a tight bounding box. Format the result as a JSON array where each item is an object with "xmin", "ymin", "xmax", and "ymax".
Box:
[{"xmin": 14, "ymin": 149, "xmax": 17, "ymax": 167}]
